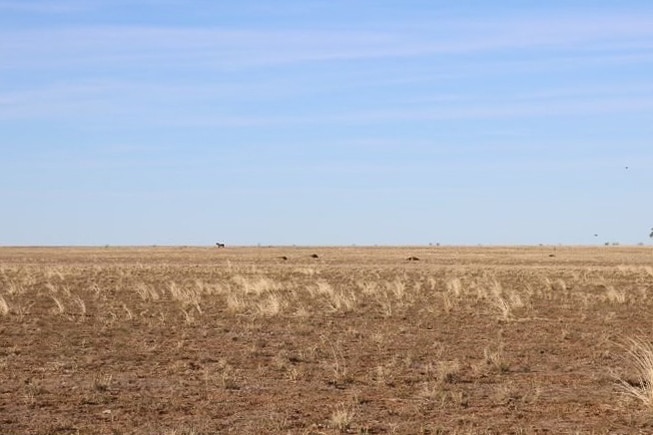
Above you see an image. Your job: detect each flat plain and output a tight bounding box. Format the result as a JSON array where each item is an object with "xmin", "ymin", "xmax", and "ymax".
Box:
[{"xmin": 1, "ymin": 246, "xmax": 653, "ymax": 434}]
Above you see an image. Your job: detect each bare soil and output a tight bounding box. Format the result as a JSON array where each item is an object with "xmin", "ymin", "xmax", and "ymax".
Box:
[{"xmin": 1, "ymin": 246, "xmax": 653, "ymax": 434}]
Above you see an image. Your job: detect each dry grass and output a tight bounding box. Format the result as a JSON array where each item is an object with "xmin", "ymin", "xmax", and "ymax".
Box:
[
  {"xmin": 619, "ymin": 337, "xmax": 653, "ymax": 408},
  {"xmin": 0, "ymin": 294, "xmax": 9, "ymax": 315},
  {"xmin": 482, "ymin": 339, "xmax": 509, "ymax": 374},
  {"xmin": 1, "ymin": 246, "xmax": 653, "ymax": 433},
  {"xmin": 329, "ymin": 403, "xmax": 356, "ymax": 431}
]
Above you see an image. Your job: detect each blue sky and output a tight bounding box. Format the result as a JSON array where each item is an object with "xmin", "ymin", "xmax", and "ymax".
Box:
[{"xmin": 1, "ymin": 1, "xmax": 652, "ymax": 246}]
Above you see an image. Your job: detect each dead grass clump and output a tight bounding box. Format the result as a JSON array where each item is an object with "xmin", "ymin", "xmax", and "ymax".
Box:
[
  {"xmin": 226, "ymin": 294, "xmax": 247, "ymax": 313},
  {"xmin": 386, "ymin": 278, "xmax": 407, "ymax": 300},
  {"xmin": 202, "ymin": 359, "xmax": 241, "ymax": 391},
  {"xmin": 232, "ymin": 275, "xmax": 281, "ymax": 295},
  {"xmin": 310, "ymin": 279, "xmax": 357, "ymax": 313},
  {"xmin": 491, "ymin": 295, "xmax": 512, "ymax": 321},
  {"xmin": 357, "ymin": 279, "xmax": 379, "ymax": 296},
  {"xmin": 487, "ymin": 279, "xmax": 525, "ymax": 321},
  {"xmin": 293, "ymin": 304, "xmax": 310, "ymax": 318},
  {"xmin": 72, "ymin": 294, "xmax": 87, "ymax": 318},
  {"xmin": 50, "ymin": 295, "xmax": 65, "ymax": 315},
  {"xmin": 604, "ymin": 285, "xmax": 627, "ymax": 304},
  {"xmin": 436, "ymin": 360, "xmax": 462, "ymax": 384},
  {"xmin": 135, "ymin": 282, "xmax": 159, "ymax": 301},
  {"xmin": 294, "ymin": 266, "xmax": 318, "ymax": 276},
  {"xmin": 492, "ymin": 381, "xmax": 535, "ymax": 406},
  {"xmin": 93, "ymin": 373, "xmax": 113, "ymax": 392},
  {"xmin": 312, "ymin": 279, "xmax": 334, "ymax": 297},
  {"xmin": 44, "ymin": 266, "xmax": 66, "ymax": 282},
  {"xmin": 418, "ymin": 381, "xmax": 442, "ymax": 401},
  {"xmin": 5, "ymin": 280, "xmax": 23, "ymax": 295},
  {"xmin": 327, "ymin": 290, "xmax": 357, "ymax": 313},
  {"xmin": 329, "ymin": 403, "xmax": 356, "ymax": 431},
  {"xmin": 484, "ymin": 342, "xmax": 509, "ymax": 373},
  {"xmin": 255, "ymin": 293, "xmax": 285, "ymax": 317},
  {"xmin": 618, "ymin": 337, "xmax": 653, "ymax": 408},
  {"xmin": 446, "ymin": 277, "xmax": 463, "ymax": 297},
  {"xmin": 0, "ymin": 295, "xmax": 9, "ymax": 316},
  {"xmin": 370, "ymin": 365, "xmax": 390, "ymax": 386},
  {"xmin": 217, "ymin": 360, "xmax": 240, "ymax": 390},
  {"xmin": 442, "ymin": 277, "xmax": 464, "ymax": 313},
  {"xmin": 168, "ymin": 282, "xmax": 202, "ymax": 313},
  {"xmin": 543, "ymin": 277, "xmax": 570, "ymax": 299},
  {"xmin": 324, "ymin": 341, "xmax": 351, "ymax": 387}
]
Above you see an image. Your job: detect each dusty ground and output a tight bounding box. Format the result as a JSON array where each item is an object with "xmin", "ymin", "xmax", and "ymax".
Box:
[{"xmin": 1, "ymin": 246, "xmax": 653, "ymax": 434}]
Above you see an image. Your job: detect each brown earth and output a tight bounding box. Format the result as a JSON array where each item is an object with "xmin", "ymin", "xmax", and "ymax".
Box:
[{"xmin": 1, "ymin": 246, "xmax": 653, "ymax": 434}]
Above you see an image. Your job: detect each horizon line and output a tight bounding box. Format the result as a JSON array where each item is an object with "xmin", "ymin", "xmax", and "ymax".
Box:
[{"xmin": 0, "ymin": 244, "xmax": 650, "ymax": 249}]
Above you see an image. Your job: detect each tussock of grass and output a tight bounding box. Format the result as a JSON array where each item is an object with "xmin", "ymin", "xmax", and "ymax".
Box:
[
  {"xmin": 0, "ymin": 295, "xmax": 9, "ymax": 316},
  {"xmin": 329, "ymin": 403, "xmax": 355, "ymax": 431},
  {"xmin": 93, "ymin": 373, "xmax": 113, "ymax": 392},
  {"xmin": 484, "ymin": 342, "xmax": 509, "ymax": 373},
  {"xmin": 618, "ymin": 337, "xmax": 653, "ymax": 408},
  {"xmin": 50, "ymin": 295, "xmax": 65, "ymax": 315},
  {"xmin": 436, "ymin": 360, "xmax": 462, "ymax": 384},
  {"xmin": 255, "ymin": 293, "xmax": 285, "ymax": 317},
  {"xmin": 604, "ymin": 285, "xmax": 626, "ymax": 304}
]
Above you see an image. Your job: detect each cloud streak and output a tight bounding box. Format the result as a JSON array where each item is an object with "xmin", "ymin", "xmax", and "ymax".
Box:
[
  {"xmin": 0, "ymin": 0, "xmax": 89, "ymax": 13},
  {"xmin": 2, "ymin": 12, "xmax": 653, "ymax": 71},
  {"xmin": 2, "ymin": 76, "xmax": 653, "ymax": 124}
]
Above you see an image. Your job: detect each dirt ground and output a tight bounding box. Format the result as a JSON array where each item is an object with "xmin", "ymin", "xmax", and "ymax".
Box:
[{"xmin": 1, "ymin": 246, "xmax": 653, "ymax": 434}]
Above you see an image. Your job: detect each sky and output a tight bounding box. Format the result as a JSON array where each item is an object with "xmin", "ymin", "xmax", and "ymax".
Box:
[{"xmin": 1, "ymin": 1, "xmax": 652, "ymax": 246}]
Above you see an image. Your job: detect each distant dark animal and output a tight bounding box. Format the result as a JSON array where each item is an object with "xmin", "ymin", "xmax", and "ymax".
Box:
[
  {"xmin": 279, "ymin": 256, "xmax": 288, "ymax": 261},
  {"xmin": 216, "ymin": 243, "xmax": 225, "ymax": 248},
  {"xmin": 548, "ymin": 254, "xmax": 555, "ymax": 257},
  {"xmin": 310, "ymin": 254, "xmax": 319, "ymax": 259},
  {"xmin": 407, "ymin": 256, "xmax": 420, "ymax": 261}
]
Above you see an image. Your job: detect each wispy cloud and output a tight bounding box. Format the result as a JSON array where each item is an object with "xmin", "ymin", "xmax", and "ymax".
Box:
[
  {"xmin": 0, "ymin": 0, "xmax": 89, "ymax": 13},
  {"xmin": 137, "ymin": 94, "xmax": 653, "ymax": 127},
  {"xmin": 1, "ymin": 10, "xmax": 652, "ymax": 130},
  {"xmin": 2, "ymin": 12, "xmax": 653, "ymax": 71},
  {"xmin": 2, "ymin": 77, "xmax": 652, "ymax": 124}
]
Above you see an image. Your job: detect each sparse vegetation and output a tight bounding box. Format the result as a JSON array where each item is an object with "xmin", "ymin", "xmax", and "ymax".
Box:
[{"xmin": 1, "ymin": 246, "xmax": 652, "ymax": 432}]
